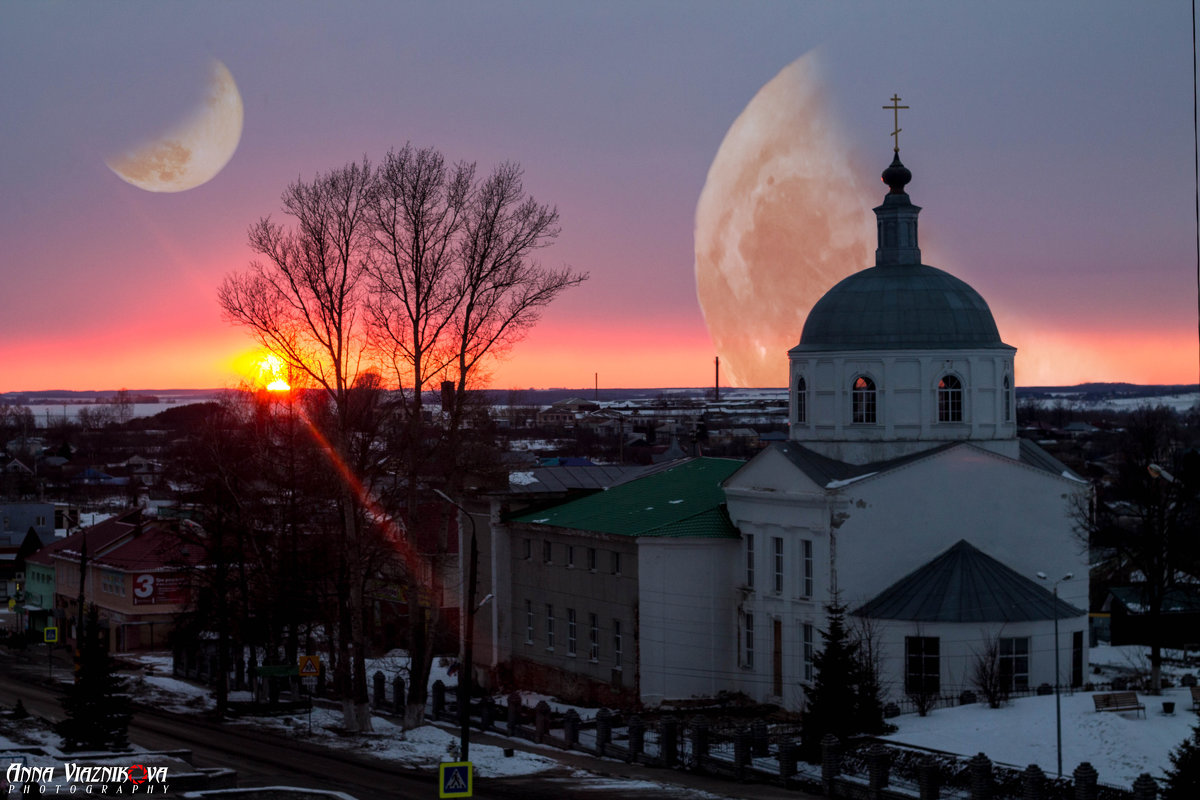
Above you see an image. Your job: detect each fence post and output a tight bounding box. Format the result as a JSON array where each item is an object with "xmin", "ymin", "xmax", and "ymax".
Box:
[
  {"xmin": 918, "ymin": 757, "xmax": 941, "ymax": 800},
  {"xmin": 821, "ymin": 734, "xmax": 841, "ymax": 797},
  {"xmin": 1073, "ymin": 762, "xmax": 1098, "ymax": 800},
  {"xmin": 661, "ymin": 716, "xmax": 679, "ymax": 767},
  {"xmin": 1131, "ymin": 773, "xmax": 1158, "ymax": 800},
  {"xmin": 628, "ymin": 714, "xmax": 644, "ymax": 761},
  {"xmin": 868, "ymin": 743, "xmax": 890, "ymax": 799},
  {"xmin": 373, "ymin": 671, "xmax": 385, "ymax": 709},
  {"xmin": 534, "ymin": 700, "xmax": 551, "ymax": 743},
  {"xmin": 595, "ymin": 708, "xmax": 612, "ymax": 755},
  {"xmin": 563, "ymin": 709, "xmax": 580, "ymax": 747},
  {"xmin": 506, "ymin": 691, "xmax": 521, "ymax": 736},
  {"xmin": 479, "ymin": 696, "xmax": 494, "ymax": 732},
  {"xmin": 969, "ymin": 753, "xmax": 993, "ymax": 800},
  {"xmin": 431, "ymin": 680, "xmax": 446, "ymax": 721},
  {"xmin": 1021, "ymin": 764, "xmax": 1045, "ymax": 800}
]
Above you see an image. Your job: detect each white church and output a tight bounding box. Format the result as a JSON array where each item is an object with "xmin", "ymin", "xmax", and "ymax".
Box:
[{"xmin": 481, "ymin": 145, "xmax": 1091, "ymax": 712}]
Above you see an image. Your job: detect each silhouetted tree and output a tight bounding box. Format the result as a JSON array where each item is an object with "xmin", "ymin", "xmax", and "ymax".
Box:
[
  {"xmin": 803, "ymin": 598, "xmax": 885, "ymax": 758},
  {"xmin": 1165, "ymin": 722, "xmax": 1200, "ymax": 800},
  {"xmin": 55, "ymin": 605, "xmax": 131, "ymax": 752}
]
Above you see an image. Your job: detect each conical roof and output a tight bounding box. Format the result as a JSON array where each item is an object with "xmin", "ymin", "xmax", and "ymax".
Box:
[{"xmin": 853, "ymin": 540, "xmax": 1082, "ymax": 622}]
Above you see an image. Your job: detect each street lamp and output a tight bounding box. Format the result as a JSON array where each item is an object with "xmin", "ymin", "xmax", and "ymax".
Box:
[
  {"xmin": 1037, "ymin": 571, "xmax": 1072, "ymax": 778},
  {"xmin": 434, "ymin": 489, "xmax": 478, "ymax": 763}
]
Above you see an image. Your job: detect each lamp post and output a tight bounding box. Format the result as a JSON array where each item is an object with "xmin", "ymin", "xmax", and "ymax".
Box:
[
  {"xmin": 1037, "ymin": 571, "xmax": 1072, "ymax": 778},
  {"xmin": 435, "ymin": 489, "xmax": 478, "ymax": 762}
]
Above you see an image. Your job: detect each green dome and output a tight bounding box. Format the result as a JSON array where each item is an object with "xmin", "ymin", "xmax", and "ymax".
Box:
[{"xmin": 794, "ymin": 263, "xmax": 1007, "ymax": 352}]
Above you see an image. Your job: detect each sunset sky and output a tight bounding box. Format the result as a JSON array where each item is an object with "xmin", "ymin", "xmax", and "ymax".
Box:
[{"xmin": 2, "ymin": 2, "xmax": 1197, "ymax": 392}]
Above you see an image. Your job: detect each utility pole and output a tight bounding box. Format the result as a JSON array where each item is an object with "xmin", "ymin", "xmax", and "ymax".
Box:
[{"xmin": 435, "ymin": 489, "xmax": 479, "ymax": 762}]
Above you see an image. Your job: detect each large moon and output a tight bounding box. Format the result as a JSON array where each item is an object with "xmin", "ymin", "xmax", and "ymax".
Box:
[
  {"xmin": 106, "ymin": 60, "xmax": 243, "ymax": 193},
  {"xmin": 695, "ymin": 54, "xmax": 873, "ymax": 387}
]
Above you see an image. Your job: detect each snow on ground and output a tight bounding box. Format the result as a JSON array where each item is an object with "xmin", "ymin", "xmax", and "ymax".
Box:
[{"xmin": 882, "ymin": 688, "xmax": 1196, "ymax": 787}]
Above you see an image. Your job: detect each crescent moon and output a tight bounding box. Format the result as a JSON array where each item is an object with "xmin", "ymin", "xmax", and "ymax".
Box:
[
  {"xmin": 694, "ymin": 53, "xmax": 873, "ymax": 387},
  {"xmin": 106, "ymin": 60, "xmax": 244, "ymax": 193}
]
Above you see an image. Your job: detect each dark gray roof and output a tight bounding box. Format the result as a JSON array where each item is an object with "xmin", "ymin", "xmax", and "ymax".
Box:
[
  {"xmin": 762, "ymin": 439, "xmax": 1080, "ymax": 489},
  {"xmin": 767, "ymin": 441, "xmax": 958, "ymax": 487},
  {"xmin": 793, "ymin": 264, "xmax": 1014, "ymax": 352},
  {"xmin": 1018, "ymin": 438, "xmax": 1083, "ymax": 481},
  {"xmin": 853, "ymin": 540, "xmax": 1083, "ymax": 622}
]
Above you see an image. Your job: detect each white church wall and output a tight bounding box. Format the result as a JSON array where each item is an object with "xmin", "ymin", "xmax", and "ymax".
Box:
[
  {"xmin": 832, "ymin": 445, "xmax": 1089, "ymax": 615},
  {"xmin": 790, "ymin": 349, "xmax": 1017, "ymax": 464},
  {"xmin": 637, "ymin": 537, "xmax": 739, "ymax": 706},
  {"xmin": 868, "ymin": 616, "xmax": 1090, "ymax": 704}
]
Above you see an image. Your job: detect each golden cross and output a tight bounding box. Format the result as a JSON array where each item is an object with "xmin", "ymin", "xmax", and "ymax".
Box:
[{"xmin": 883, "ymin": 94, "xmax": 909, "ymax": 153}]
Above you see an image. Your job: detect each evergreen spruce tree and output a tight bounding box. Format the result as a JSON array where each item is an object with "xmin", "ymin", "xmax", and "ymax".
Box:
[
  {"xmin": 1164, "ymin": 722, "xmax": 1200, "ymax": 800},
  {"xmin": 55, "ymin": 605, "xmax": 132, "ymax": 752},
  {"xmin": 801, "ymin": 598, "xmax": 861, "ymax": 760}
]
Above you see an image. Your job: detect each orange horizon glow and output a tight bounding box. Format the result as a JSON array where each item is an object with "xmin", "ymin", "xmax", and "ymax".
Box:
[{"xmin": 3, "ymin": 317, "xmax": 1198, "ymax": 393}]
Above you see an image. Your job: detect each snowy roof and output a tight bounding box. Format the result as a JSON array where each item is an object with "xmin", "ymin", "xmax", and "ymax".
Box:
[
  {"xmin": 503, "ymin": 464, "xmax": 648, "ymax": 494},
  {"xmin": 853, "ymin": 539, "xmax": 1084, "ymax": 623}
]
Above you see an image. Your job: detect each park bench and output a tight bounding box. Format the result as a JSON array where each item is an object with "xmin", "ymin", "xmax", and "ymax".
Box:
[
  {"xmin": 1190, "ymin": 685, "xmax": 1200, "ymax": 712},
  {"xmin": 1092, "ymin": 691, "xmax": 1145, "ymax": 717}
]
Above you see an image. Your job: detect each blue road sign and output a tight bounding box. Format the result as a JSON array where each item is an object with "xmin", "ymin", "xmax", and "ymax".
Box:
[
  {"xmin": 43, "ymin": 627, "xmax": 58, "ymax": 644},
  {"xmin": 439, "ymin": 761, "xmax": 472, "ymax": 798}
]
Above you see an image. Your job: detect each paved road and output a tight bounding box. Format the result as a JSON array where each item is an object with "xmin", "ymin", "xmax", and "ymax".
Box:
[{"xmin": 0, "ymin": 658, "xmax": 813, "ymax": 799}]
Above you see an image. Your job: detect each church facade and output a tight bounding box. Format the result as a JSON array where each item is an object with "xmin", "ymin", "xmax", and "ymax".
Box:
[
  {"xmin": 479, "ymin": 146, "xmax": 1090, "ymax": 713},
  {"xmin": 723, "ymin": 151, "xmax": 1090, "ymax": 709}
]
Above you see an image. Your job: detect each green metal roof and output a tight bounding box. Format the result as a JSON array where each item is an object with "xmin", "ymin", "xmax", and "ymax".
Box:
[{"xmin": 510, "ymin": 457, "xmax": 743, "ymax": 538}]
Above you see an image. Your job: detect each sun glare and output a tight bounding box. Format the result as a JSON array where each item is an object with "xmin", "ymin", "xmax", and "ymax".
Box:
[{"xmin": 258, "ymin": 353, "xmax": 291, "ymax": 392}]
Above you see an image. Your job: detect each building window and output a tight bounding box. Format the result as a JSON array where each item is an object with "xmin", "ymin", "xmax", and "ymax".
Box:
[
  {"xmin": 567, "ymin": 608, "xmax": 577, "ymax": 656},
  {"xmin": 905, "ymin": 636, "xmax": 940, "ymax": 695},
  {"xmin": 525, "ymin": 600, "xmax": 534, "ymax": 644},
  {"xmin": 999, "ymin": 636, "xmax": 1030, "ymax": 691},
  {"xmin": 800, "ymin": 539, "xmax": 814, "ymax": 598},
  {"xmin": 745, "ymin": 534, "xmax": 755, "ymax": 588},
  {"xmin": 567, "ymin": 545, "xmax": 575, "ymax": 568},
  {"xmin": 589, "ymin": 613, "xmax": 599, "ymax": 661},
  {"xmin": 587, "ymin": 547, "xmax": 597, "ymax": 571},
  {"xmin": 522, "ymin": 538, "xmax": 532, "ymax": 560},
  {"xmin": 937, "ymin": 374, "xmax": 963, "ymax": 422},
  {"xmin": 543, "ymin": 541, "xmax": 553, "ymax": 564},
  {"xmin": 1003, "ymin": 375, "xmax": 1012, "ymax": 422},
  {"xmin": 545, "ymin": 604, "xmax": 555, "ymax": 650},
  {"xmin": 744, "ymin": 612, "xmax": 755, "ymax": 668},
  {"xmin": 802, "ymin": 622, "xmax": 815, "ymax": 682},
  {"xmin": 613, "ymin": 619, "xmax": 623, "ymax": 667},
  {"xmin": 852, "ymin": 376, "xmax": 877, "ymax": 424},
  {"xmin": 796, "ymin": 375, "xmax": 807, "ymax": 424},
  {"xmin": 772, "ymin": 537, "xmax": 784, "ymax": 594},
  {"xmin": 611, "ymin": 551, "xmax": 621, "ymax": 575}
]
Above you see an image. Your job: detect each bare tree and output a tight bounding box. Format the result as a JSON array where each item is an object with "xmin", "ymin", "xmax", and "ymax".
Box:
[
  {"xmin": 1075, "ymin": 405, "xmax": 1200, "ymax": 694},
  {"xmin": 366, "ymin": 144, "xmax": 585, "ymax": 727},
  {"xmin": 219, "ymin": 158, "xmax": 378, "ymax": 731},
  {"xmin": 970, "ymin": 632, "xmax": 1007, "ymax": 709}
]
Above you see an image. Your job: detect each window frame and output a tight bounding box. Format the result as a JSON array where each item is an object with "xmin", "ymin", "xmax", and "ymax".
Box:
[
  {"xmin": 904, "ymin": 636, "xmax": 940, "ymax": 695},
  {"xmin": 937, "ymin": 374, "xmax": 964, "ymax": 423},
  {"xmin": 589, "ymin": 613, "xmax": 599, "ymax": 662},
  {"xmin": 802, "ymin": 622, "xmax": 815, "ymax": 682},
  {"xmin": 852, "ymin": 375, "xmax": 877, "ymax": 424},
  {"xmin": 998, "ymin": 636, "xmax": 1030, "ymax": 691},
  {"xmin": 567, "ymin": 608, "xmax": 577, "ymax": 656},
  {"xmin": 613, "ymin": 618, "xmax": 623, "ymax": 668},
  {"xmin": 772, "ymin": 536, "xmax": 784, "ymax": 594},
  {"xmin": 796, "ymin": 375, "xmax": 807, "ymax": 425},
  {"xmin": 800, "ymin": 539, "xmax": 814, "ymax": 598},
  {"xmin": 744, "ymin": 612, "xmax": 755, "ymax": 669},
  {"xmin": 745, "ymin": 533, "xmax": 755, "ymax": 588},
  {"xmin": 543, "ymin": 540, "xmax": 553, "ymax": 564},
  {"xmin": 524, "ymin": 599, "xmax": 534, "ymax": 644},
  {"xmin": 545, "ymin": 604, "xmax": 555, "ymax": 650}
]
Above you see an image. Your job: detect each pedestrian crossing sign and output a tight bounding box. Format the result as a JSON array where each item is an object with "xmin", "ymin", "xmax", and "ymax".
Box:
[
  {"xmin": 439, "ymin": 761, "xmax": 472, "ymax": 798},
  {"xmin": 297, "ymin": 654, "xmax": 320, "ymax": 677}
]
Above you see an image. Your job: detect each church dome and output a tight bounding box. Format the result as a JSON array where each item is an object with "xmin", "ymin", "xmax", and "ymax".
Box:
[
  {"xmin": 795, "ymin": 263, "xmax": 1003, "ymax": 351},
  {"xmin": 794, "ymin": 152, "xmax": 1007, "ymax": 353}
]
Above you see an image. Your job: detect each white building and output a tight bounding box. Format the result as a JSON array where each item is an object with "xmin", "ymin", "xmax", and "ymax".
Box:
[
  {"xmin": 474, "ymin": 149, "xmax": 1090, "ymax": 712},
  {"xmin": 724, "ymin": 151, "xmax": 1089, "ymax": 708}
]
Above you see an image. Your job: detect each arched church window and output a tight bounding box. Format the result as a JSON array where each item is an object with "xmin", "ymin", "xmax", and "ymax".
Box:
[
  {"xmin": 937, "ymin": 375, "xmax": 963, "ymax": 423},
  {"xmin": 796, "ymin": 376, "xmax": 807, "ymax": 424},
  {"xmin": 1003, "ymin": 375, "xmax": 1012, "ymax": 422},
  {"xmin": 852, "ymin": 376, "xmax": 876, "ymax": 424}
]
